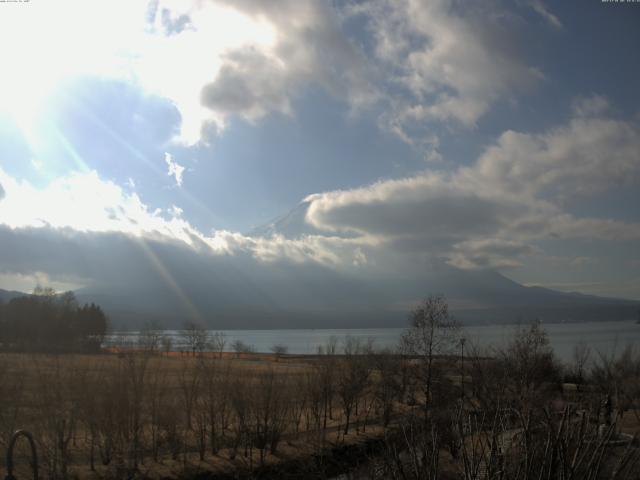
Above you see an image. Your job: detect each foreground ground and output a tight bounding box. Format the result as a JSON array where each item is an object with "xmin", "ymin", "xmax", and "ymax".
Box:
[{"xmin": 1, "ymin": 344, "xmax": 639, "ymax": 479}]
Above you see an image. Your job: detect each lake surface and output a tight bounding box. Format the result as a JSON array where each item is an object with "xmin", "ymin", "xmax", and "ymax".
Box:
[{"xmin": 109, "ymin": 320, "xmax": 640, "ymax": 362}]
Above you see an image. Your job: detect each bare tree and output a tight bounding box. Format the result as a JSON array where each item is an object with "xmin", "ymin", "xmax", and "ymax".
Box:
[
  {"xmin": 177, "ymin": 358, "xmax": 201, "ymax": 431},
  {"xmin": 315, "ymin": 336, "xmax": 338, "ymax": 435},
  {"xmin": 160, "ymin": 334, "xmax": 173, "ymax": 356},
  {"xmin": 229, "ymin": 375, "xmax": 250, "ymax": 460},
  {"xmin": 182, "ymin": 321, "xmax": 208, "ymax": 357},
  {"xmin": 211, "ymin": 331, "xmax": 226, "ymax": 358},
  {"xmin": 251, "ymin": 368, "xmax": 289, "ymax": 464},
  {"xmin": 32, "ymin": 356, "xmax": 79, "ymax": 479},
  {"xmin": 591, "ymin": 344, "xmax": 640, "ymax": 424},
  {"xmin": 138, "ymin": 320, "xmax": 163, "ymax": 354},
  {"xmin": 371, "ymin": 348, "xmax": 402, "ymax": 427},
  {"xmin": 123, "ymin": 352, "xmax": 149, "ymax": 468},
  {"xmin": 199, "ymin": 358, "xmax": 232, "ymax": 454},
  {"xmin": 231, "ymin": 339, "xmax": 253, "ymax": 358},
  {"xmin": 336, "ymin": 337, "xmax": 370, "ymax": 435},
  {"xmin": 0, "ymin": 356, "xmax": 25, "ymax": 452},
  {"xmin": 468, "ymin": 342, "xmax": 508, "ymax": 413},
  {"xmin": 288, "ymin": 372, "xmax": 308, "ymax": 435},
  {"xmin": 571, "ymin": 340, "xmax": 591, "ymax": 386},
  {"xmin": 144, "ymin": 358, "xmax": 168, "ymax": 462},
  {"xmin": 271, "ymin": 343, "xmax": 288, "ymax": 362},
  {"xmin": 401, "ymin": 294, "xmax": 460, "ymax": 419},
  {"xmin": 500, "ymin": 320, "xmax": 560, "ymax": 411}
]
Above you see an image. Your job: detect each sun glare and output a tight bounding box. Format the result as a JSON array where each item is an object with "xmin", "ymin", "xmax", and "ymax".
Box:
[
  {"xmin": 0, "ymin": 1, "xmax": 148, "ymax": 141},
  {"xmin": 0, "ymin": 0, "xmax": 277, "ymax": 146}
]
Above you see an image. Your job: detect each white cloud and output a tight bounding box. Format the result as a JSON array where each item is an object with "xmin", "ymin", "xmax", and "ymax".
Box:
[
  {"xmin": 1, "ymin": 0, "xmax": 359, "ymax": 145},
  {"xmin": 305, "ymin": 173, "xmax": 533, "ymax": 240},
  {"xmin": 353, "ymin": 0, "xmax": 543, "ymax": 146},
  {"xmin": 0, "ymin": 167, "xmax": 368, "ymax": 272},
  {"xmin": 196, "ymin": 1, "xmax": 377, "ymax": 131},
  {"xmin": 572, "ymin": 95, "xmax": 610, "ymax": 117},
  {"xmin": 529, "ymin": 0, "xmax": 563, "ymax": 29},
  {"xmin": 0, "ymin": 0, "xmax": 547, "ymax": 148},
  {"xmin": 165, "ymin": 152, "xmax": 185, "ymax": 187},
  {"xmin": 0, "ymin": 271, "xmax": 82, "ymax": 294},
  {"xmin": 303, "ymin": 103, "xmax": 640, "ymax": 269},
  {"xmin": 1, "ymin": 96, "xmax": 640, "ymax": 302},
  {"xmin": 5, "ymin": 98, "xmax": 636, "ymax": 275},
  {"xmin": 468, "ymin": 111, "xmax": 640, "ymax": 199},
  {"xmin": 0, "ymin": 167, "xmax": 203, "ymax": 246}
]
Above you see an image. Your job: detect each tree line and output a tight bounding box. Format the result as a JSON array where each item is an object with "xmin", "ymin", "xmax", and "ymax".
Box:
[{"xmin": 0, "ymin": 287, "xmax": 108, "ymax": 353}]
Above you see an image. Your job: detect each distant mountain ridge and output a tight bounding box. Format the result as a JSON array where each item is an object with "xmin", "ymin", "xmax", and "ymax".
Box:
[
  {"xmin": 248, "ymin": 201, "xmax": 324, "ymax": 239},
  {"xmin": 2, "ymin": 200, "xmax": 638, "ymax": 330},
  {"xmin": 80, "ymin": 201, "xmax": 640, "ymax": 329},
  {"xmin": 0, "ymin": 288, "xmax": 26, "ymax": 304},
  {"xmin": 3, "ymin": 280, "xmax": 638, "ymax": 331}
]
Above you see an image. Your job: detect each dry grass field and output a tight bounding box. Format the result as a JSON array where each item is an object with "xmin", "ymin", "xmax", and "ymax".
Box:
[
  {"xmin": 2, "ymin": 319, "xmax": 640, "ymax": 479},
  {"xmin": 0, "ymin": 350, "xmax": 402, "ymax": 479}
]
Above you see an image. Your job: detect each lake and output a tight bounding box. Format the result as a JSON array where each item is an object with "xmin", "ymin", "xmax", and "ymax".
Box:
[{"xmin": 109, "ymin": 320, "xmax": 640, "ymax": 362}]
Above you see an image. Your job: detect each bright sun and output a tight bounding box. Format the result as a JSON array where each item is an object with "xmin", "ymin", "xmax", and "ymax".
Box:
[
  {"xmin": 0, "ymin": 0, "xmax": 277, "ymax": 146},
  {"xmin": 0, "ymin": 1, "xmax": 148, "ymax": 142}
]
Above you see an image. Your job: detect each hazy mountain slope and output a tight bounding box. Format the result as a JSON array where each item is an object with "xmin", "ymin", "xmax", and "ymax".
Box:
[
  {"xmin": 0, "ymin": 288, "xmax": 26, "ymax": 303},
  {"xmin": 3, "ymin": 200, "xmax": 637, "ymax": 330},
  {"xmin": 72, "ymin": 200, "xmax": 639, "ymax": 330},
  {"xmin": 75, "ymin": 259, "xmax": 639, "ymax": 330}
]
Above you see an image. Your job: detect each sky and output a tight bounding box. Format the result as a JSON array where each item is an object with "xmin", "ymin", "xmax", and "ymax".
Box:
[{"xmin": 0, "ymin": 0, "xmax": 639, "ymax": 305}]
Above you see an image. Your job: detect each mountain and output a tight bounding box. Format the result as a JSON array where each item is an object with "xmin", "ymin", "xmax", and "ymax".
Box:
[
  {"xmin": 74, "ymin": 258, "xmax": 639, "ymax": 330},
  {"xmin": 3, "ymin": 202, "xmax": 638, "ymax": 330},
  {"xmin": 71, "ymin": 201, "xmax": 639, "ymax": 330},
  {"xmin": 0, "ymin": 288, "xmax": 26, "ymax": 303},
  {"xmin": 248, "ymin": 201, "xmax": 327, "ymax": 238}
]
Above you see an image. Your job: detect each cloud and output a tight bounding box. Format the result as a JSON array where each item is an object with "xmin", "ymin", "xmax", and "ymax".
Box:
[
  {"xmin": 528, "ymin": 0, "xmax": 563, "ymax": 29},
  {"xmin": 304, "ymin": 171, "xmax": 548, "ymax": 269},
  {"xmin": 351, "ymin": 0, "xmax": 543, "ymax": 146},
  {"xmin": 2, "ymin": 95, "xmax": 640, "ymax": 315},
  {"xmin": 0, "ymin": 222, "xmax": 436, "ymax": 328},
  {"xmin": 4, "ymin": 99, "xmax": 638, "ymax": 276},
  {"xmin": 572, "ymin": 95, "xmax": 610, "ymax": 117},
  {"xmin": 1, "ymin": 0, "xmax": 552, "ymax": 150},
  {"xmin": 165, "ymin": 152, "xmax": 185, "ymax": 187},
  {"xmin": 448, "ymin": 239, "xmax": 537, "ymax": 270},
  {"xmin": 0, "ymin": 167, "xmax": 213, "ymax": 247},
  {"xmin": 306, "ymin": 173, "xmax": 532, "ymax": 240},
  {"xmin": 468, "ymin": 109, "xmax": 640, "ymax": 199},
  {"xmin": 198, "ymin": 1, "xmax": 377, "ymax": 126},
  {"xmin": 547, "ymin": 216, "xmax": 640, "ymax": 242},
  {"xmin": 138, "ymin": 0, "xmax": 376, "ymax": 143},
  {"xmin": 1, "ymin": 0, "xmax": 548, "ymax": 148},
  {"xmin": 171, "ymin": 0, "xmax": 548, "ymax": 147},
  {"xmin": 303, "ymin": 103, "xmax": 640, "ymax": 269},
  {"xmin": 0, "ymin": 271, "xmax": 82, "ymax": 294},
  {"xmin": 0, "ymin": 167, "xmax": 368, "ymax": 272},
  {"xmin": 539, "ymin": 255, "xmax": 597, "ymax": 268},
  {"xmin": 0, "ymin": 166, "xmax": 403, "ymax": 325},
  {"xmin": 200, "ymin": 47, "xmax": 295, "ymax": 119}
]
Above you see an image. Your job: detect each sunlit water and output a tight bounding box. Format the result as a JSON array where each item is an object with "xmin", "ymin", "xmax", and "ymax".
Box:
[{"xmin": 108, "ymin": 320, "xmax": 640, "ymax": 362}]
